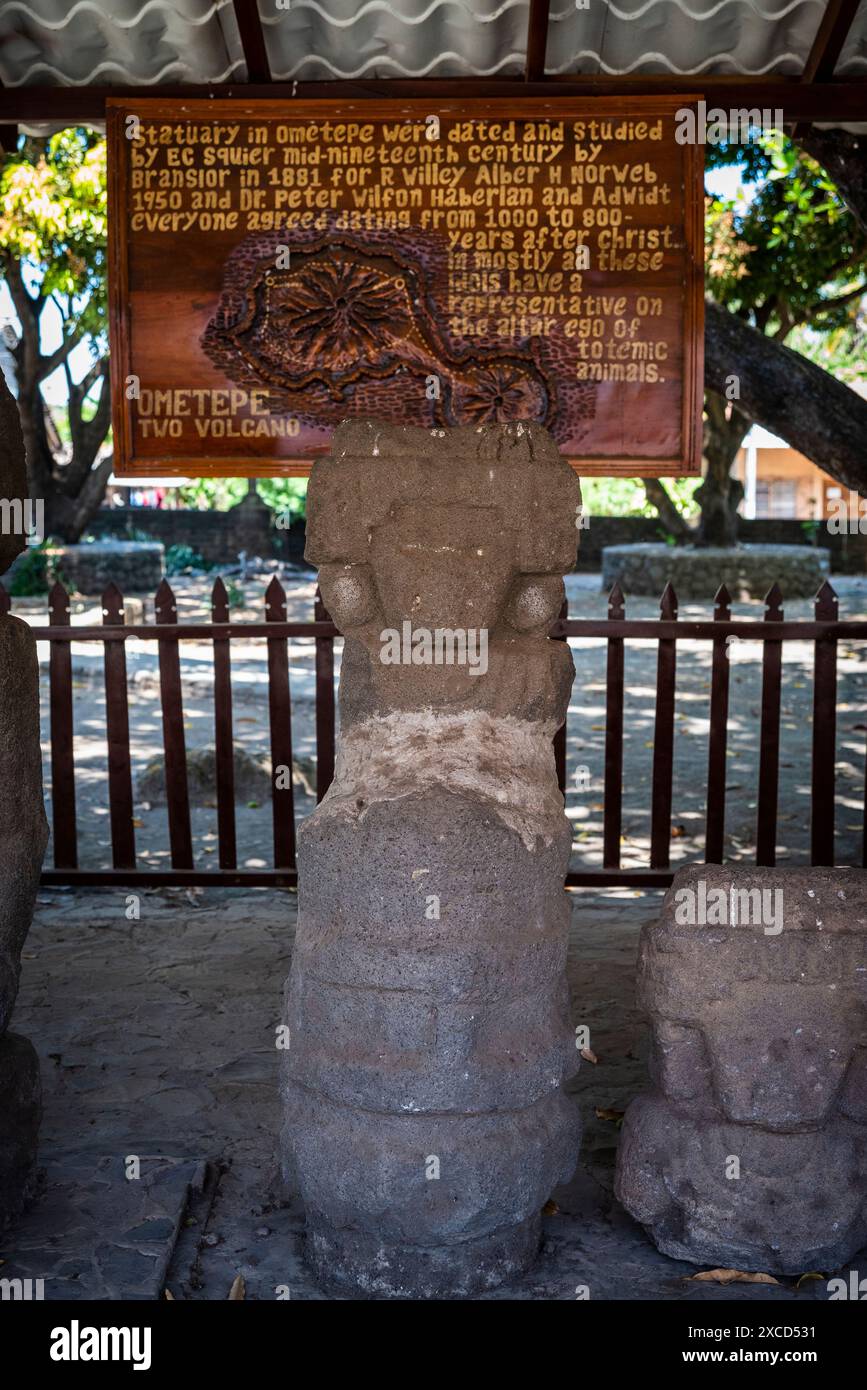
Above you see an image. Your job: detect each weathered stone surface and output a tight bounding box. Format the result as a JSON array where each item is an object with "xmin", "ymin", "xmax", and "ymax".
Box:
[
  {"xmin": 282, "ymin": 421, "xmax": 582, "ymax": 1297},
  {"xmin": 0, "ymin": 1033, "xmax": 41, "ymax": 1231},
  {"xmin": 615, "ymin": 865, "xmax": 867, "ymax": 1274},
  {"xmin": 0, "ymin": 373, "xmax": 28, "ymax": 578},
  {"xmin": 138, "ymin": 743, "xmax": 271, "ymax": 806},
  {"xmin": 0, "ymin": 618, "xmax": 49, "ymax": 1036},
  {"xmin": 601, "ymin": 543, "xmax": 830, "ymax": 600},
  {"xmin": 0, "ymin": 385, "xmax": 48, "ymax": 1230},
  {"xmin": 41, "ymin": 540, "xmax": 164, "ymax": 596},
  {"xmin": 138, "ymin": 745, "xmax": 316, "ymax": 805}
]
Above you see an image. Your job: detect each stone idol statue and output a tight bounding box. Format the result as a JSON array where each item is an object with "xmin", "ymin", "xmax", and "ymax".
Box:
[
  {"xmin": 0, "ymin": 373, "xmax": 48, "ymax": 1231},
  {"xmin": 281, "ymin": 421, "xmax": 582, "ymax": 1297}
]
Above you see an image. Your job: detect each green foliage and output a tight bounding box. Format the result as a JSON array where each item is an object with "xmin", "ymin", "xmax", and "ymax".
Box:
[
  {"xmin": 7, "ymin": 539, "xmax": 69, "ymax": 596},
  {"xmin": 175, "ymin": 478, "xmax": 247, "ymax": 510},
  {"xmin": 0, "ymin": 127, "xmax": 108, "ymax": 345},
  {"xmin": 581, "ymin": 476, "xmax": 701, "ymax": 519},
  {"xmin": 258, "ymin": 477, "xmax": 308, "ymax": 520},
  {"xmin": 786, "ymin": 318, "xmax": 867, "ymax": 384},
  {"xmin": 174, "ymin": 477, "xmax": 308, "ymax": 518},
  {"xmin": 165, "ymin": 543, "xmax": 206, "ymax": 575},
  {"xmin": 7, "ymin": 544, "xmax": 49, "ymax": 596},
  {"xmin": 705, "ymin": 133, "xmax": 867, "ymax": 343}
]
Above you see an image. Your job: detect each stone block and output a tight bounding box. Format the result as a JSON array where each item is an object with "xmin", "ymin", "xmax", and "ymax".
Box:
[
  {"xmin": 601, "ymin": 543, "xmax": 830, "ymax": 601},
  {"xmin": 615, "ymin": 866, "xmax": 867, "ymax": 1273}
]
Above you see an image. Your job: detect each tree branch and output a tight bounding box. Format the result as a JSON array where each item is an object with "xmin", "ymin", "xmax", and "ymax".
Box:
[
  {"xmin": 796, "ymin": 129, "xmax": 867, "ymax": 237},
  {"xmin": 642, "ymin": 478, "xmax": 692, "ymax": 540},
  {"xmin": 705, "ymin": 298, "xmax": 867, "ymax": 494},
  {"xmin": 35, "ymin": 331, "xmax": 80, "ymax": 384},
  {"xmin": 68, "ymin": 450, "xmax": 114, "ymax": 542}
]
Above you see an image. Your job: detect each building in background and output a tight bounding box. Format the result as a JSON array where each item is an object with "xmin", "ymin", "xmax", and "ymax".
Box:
[{"xmin": 735, "ymin": 425, "xmax": 864, "ymax": 522}]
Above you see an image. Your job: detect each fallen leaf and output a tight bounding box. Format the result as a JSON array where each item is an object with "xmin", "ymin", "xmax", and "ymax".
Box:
[
  {"xmin": 541, "ymin": 1199, "xmax": 560, "ymax": 1216},
  {"xmin": 132, "ymin": 818, "xmax": 144, "ymax": 828},
  {"xmin": 671, "ymin": 824, "xmax": 687, "ymax": 838},
  {"xmin": 580, "ymin": 1047, "xmax": 598, "ymax": 1064},
  {"xmin": 164, "ymin": 1289, "xmax": 175, "ymax": 1300},
  {"xmin": 688, "ymin": 1269, "xmax": 779, "ymax": 1286},
  {"xmin": 595, "ymin": 1107, "xmax": 625, "ymax": 1124},
  {"xmin": 228, "ymin": 1274, "xmax": 246, "ymax": 1300},
  {"xmin": 795, "ymin": 1272, "xmax": 825, "ymax": 1288}
]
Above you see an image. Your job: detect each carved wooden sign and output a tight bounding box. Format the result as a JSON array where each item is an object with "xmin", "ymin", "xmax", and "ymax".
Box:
[{"xmin": 107, "ymin": 97, "xmax": 704, "ymax": 477}]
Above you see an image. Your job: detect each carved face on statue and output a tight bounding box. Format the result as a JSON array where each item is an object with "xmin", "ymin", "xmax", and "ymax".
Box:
[
  {"xmin": 309, "ymin": 422, "xmax": 581, "ymax": 724},
  {"xmin": 369, "ymin": 504, "xmax": 516, "ymax": 635}
]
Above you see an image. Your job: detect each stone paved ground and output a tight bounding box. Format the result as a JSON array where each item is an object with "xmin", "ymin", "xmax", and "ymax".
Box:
[
  {"xmin": 10, "ymin": 568, "xmax": 867, "ymax": 877},
  {"xmin": 4, "ymin": 886, "xmax": 865, "ymax": 1301}
]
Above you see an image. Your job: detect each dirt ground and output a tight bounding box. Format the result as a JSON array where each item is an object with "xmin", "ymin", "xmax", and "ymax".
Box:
[{"xmin": 7, "ymin": 884, "xmax": 865, "ymax": 1302}]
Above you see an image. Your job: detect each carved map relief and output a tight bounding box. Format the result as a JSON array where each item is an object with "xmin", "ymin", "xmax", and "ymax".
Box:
[{"xmin": 201, "ymin": 232, "xmax": 565, "ymax": 433}]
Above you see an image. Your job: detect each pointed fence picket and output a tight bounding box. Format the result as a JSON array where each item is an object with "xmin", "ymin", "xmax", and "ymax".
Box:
[{"xmin": 0, "ymin": 573, "xmax": 861, "ymax": 889}]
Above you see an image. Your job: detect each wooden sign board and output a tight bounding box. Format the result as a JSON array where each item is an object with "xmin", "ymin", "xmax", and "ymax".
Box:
[{"xmin": 107, "ymin": 97, "xmax": 704, "ymax": 478}]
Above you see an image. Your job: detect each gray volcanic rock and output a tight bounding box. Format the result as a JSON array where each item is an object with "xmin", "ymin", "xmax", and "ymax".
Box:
[
  {"xmin": 282, "ymin": 422, "xmax": 583, "ymax": 1298},
  {"xmin": 0, "ymin": 1033, "xmax": 41, "ymax": 1231},
  {"xmin": 615, "ymin": 865, "xmax": 867, "ymax": 1274},
  {"xmin": 0, "ymin": 617, "xmax": 48, "ymax": 1037},
  {"xmin": 0, "ymin": 372, "xmax": 28, "ymax": 577},
  {"xmin": 0, "ymin": 375, "xmax": 47, "ymax": 1231}
]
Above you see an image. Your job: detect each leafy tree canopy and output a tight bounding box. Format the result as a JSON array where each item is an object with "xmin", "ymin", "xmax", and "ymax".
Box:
[
  {"xmin": 705, "ymin": 134, "xmax": 867, "ymax": 344},
  {"xmin": 0, "ymin": 127, "xmax": 107, "ymax": 345}
]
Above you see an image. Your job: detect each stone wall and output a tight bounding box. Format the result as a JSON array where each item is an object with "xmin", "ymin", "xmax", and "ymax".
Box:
[
  {"xmin": 578, "ymin": 516, "xmax": 863, "ymax": 575},
  {"xmin": 47, "ymin": 541, "xmax": 164, "ymax": 596},
  {"xmin": 84, "ymin": 507, "xmax": 865, "ymax": 577},
  {"xmin": 88, "ymin": 496, "xmax": 306, "ymax": 568},
  {"xmin": 602, "ymin": 542, "xmax": 831, "ymax": 601}
]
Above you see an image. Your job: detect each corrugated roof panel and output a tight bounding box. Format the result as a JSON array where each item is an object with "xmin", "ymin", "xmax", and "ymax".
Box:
[
  {"xmin": 546, "ymin": 0, "xmax": 824, "ymax": 77},
  {"xmin": 261, "ymin": 0, "xmax": 530, "ymax": 81},
  {"xmin": 0, "ymin": 0, "xmax": 245, "ymax": 86},
  {"xmin": 0, "ymin": 0, "xmax": 864, "ymax": 92},
  {"xmin": 837, "ymin": 13, "xmax": 867, "ymax": 75}
]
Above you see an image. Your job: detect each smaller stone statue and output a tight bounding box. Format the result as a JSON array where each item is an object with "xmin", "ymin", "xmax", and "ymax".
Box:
[{"xmin": 616, "ymin": 865, "xmax": 867, "ymax": 1273}]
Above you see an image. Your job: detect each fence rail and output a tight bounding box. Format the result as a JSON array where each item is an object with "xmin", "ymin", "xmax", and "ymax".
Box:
[{"xmin": 3, "ymin": 575, "xmax": 865, "ymax": 891}]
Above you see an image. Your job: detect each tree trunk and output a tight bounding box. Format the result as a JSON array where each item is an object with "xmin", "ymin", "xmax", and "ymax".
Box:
[
  {"xmin": 704, "ymin": 299, "xmax": 867, "ymax": 496},
  {"xmin": 695, "ymin": 393, "xmax": 748, "ymax": 546},
  {"xmin": 642, "ymin": 477, "xmax": 692, "ymax": 541},
  {"xmin": 4, "ymin": 253, "xmax": 112, "ymax": 543}
]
